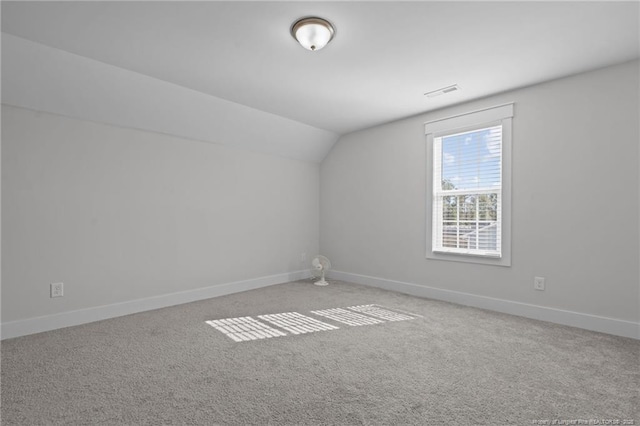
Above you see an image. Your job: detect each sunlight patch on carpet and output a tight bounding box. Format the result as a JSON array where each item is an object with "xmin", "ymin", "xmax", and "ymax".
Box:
[
  {"xmin": 346, "ymin": 305, "xmax": 416, "ymax": 321},
  {"xmin": 206, "ymin": 317, "xmax": 287, "ymax": 342},
  {"xmin": 310, "ymin": 308, "xmax": 384, "ymax": 326},
  {"xmin": 206, "ymin": 305, "xmax": 419, "ymax": 342},
  {"xmin": 258, "ymin": 312, "xmax": 339, "ymax": 335}
]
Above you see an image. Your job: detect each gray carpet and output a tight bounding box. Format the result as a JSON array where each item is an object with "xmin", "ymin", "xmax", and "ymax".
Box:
[{"xmin": 1, "ymin": 280, "xmax": 638, "ymax": 425}]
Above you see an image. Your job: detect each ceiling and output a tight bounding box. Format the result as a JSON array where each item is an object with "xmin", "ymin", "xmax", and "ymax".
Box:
[{"xmin": 2, "ymin": 1, "xmax": 639, "ymax": 160}]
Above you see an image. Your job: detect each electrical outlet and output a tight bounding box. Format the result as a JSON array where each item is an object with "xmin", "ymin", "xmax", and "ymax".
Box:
[
  {"xmin": 50, "ymin": 282, "xmax": 64, "ymax": 298},
  {"xmin": 533, "ymin": 277, "xmax": 545, "ymax": 291},
  {"xmin": 301, "ymin": 252, "xmax": 307, "ymax": 263}
]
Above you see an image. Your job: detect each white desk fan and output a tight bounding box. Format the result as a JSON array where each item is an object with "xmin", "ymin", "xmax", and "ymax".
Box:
[{"xmin": 311, "ymin": 255, "xmax": 331, "ymax": 286}]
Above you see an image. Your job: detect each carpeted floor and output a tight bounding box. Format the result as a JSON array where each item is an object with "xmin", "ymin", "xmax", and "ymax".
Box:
[{"xmin": 1, "ymin": 280, "xmax": 638, "ymax": 425}]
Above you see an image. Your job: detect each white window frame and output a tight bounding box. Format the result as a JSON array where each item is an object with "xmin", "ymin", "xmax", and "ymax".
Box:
[{"xmin": 425, "ymin": 103, "xmax": 513, "ymax": 267}]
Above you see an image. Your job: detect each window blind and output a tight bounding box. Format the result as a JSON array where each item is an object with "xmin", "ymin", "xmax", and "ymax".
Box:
[{"xmin": 432, "ymin": 124, "xmax": 502, "ymax": 257}]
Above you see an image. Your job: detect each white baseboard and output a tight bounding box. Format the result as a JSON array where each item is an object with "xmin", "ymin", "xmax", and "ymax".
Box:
[
  {"xmin": 1, "ymin": 270, "xmax": 311, "ymax": 340},
  {"xmin": 329, "ymin": 270, "xmax": 640, "ymax": 340}
]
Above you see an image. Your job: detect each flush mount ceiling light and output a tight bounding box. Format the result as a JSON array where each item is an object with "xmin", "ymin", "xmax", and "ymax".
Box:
[{"xmin": 291, "ymin": 17, "xmax": 335, "ymax": 51}]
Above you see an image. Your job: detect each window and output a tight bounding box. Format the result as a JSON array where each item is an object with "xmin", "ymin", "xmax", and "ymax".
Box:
[{"xmin": 425, "ymin": 103, "xmax": 513, "ymax": 266}]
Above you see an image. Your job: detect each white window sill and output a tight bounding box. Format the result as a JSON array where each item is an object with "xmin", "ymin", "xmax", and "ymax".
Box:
[{"xmin": 426, "ymin": 250, "xmax": 511, "ymax": 267}]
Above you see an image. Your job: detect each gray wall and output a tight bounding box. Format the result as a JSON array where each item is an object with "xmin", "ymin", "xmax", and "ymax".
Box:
[
  {"xmin": 2, "ymin": 105, "xmax": 319, "ymax": 322},
  {"xmin": 321, "ymin": 60, "xmax": 639, "ymax": 322}
]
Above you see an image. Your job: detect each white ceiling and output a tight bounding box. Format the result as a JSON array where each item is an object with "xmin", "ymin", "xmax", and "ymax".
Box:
[{"xmin": 2, "ymin": 1, "xmax": 639, "ymax": 160}]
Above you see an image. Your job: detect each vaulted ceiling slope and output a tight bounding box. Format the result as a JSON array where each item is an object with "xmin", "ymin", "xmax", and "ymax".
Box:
[
  {"xmin": 2, "ymin": 34, "xmax": 338, "ymax": 163},
  {"xmin": 2, "ymin": 2, "xmax": 638, "ymax": 163}
]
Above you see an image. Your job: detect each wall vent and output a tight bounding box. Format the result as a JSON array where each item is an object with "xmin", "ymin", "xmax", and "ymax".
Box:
[{"xmin": 424, "ymin": 84, "xmax": 460, "ymax": 98}]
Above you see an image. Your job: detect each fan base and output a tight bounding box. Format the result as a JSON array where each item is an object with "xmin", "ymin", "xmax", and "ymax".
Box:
[{"xmin": 314, "ymin": 279, "xmax": 329, "ymax": 286}]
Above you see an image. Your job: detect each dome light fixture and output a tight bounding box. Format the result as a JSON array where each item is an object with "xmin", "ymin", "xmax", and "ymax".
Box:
[{"xmin": 290, "ymin": 17, "xmax": 335, "ymax": 51}]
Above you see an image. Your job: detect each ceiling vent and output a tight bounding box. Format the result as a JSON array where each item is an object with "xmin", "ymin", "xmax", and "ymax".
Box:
[{"xmin": 424, "ymin": 84, "xmax": 460, "ymax": 98}]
